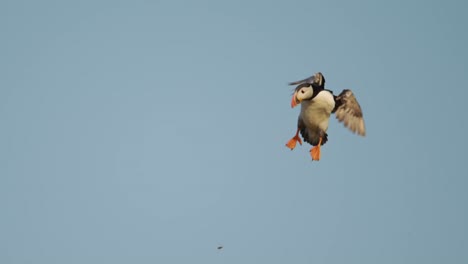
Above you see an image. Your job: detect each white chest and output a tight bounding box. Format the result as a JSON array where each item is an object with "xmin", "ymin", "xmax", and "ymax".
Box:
[{"xmin": 300, "ymin": 91, "xmax": 335, "ymax": 131}]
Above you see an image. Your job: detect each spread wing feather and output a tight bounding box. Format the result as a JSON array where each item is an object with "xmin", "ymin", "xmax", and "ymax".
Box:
[
  {"xmin": 289, "ymin": 72, "xmax": 325, "ymax": 88},
  {"xmin": 333, "ymin": 89, "xmax": 366, "ymax": 136}
]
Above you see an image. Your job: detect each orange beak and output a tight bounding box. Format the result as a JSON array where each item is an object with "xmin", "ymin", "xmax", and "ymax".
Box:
[{"xmin": 291, "ymin": 92, "xmax": 299, "ymax": 108}]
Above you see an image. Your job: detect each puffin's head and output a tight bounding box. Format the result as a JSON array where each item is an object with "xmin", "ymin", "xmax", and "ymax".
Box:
[{"xmin": 291, "ymin": 83, "xmax": 313, "ymax": 108}]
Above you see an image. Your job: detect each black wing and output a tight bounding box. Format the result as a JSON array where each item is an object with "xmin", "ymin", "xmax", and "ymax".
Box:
[
  {"xmin": 333, "ymin": 89, "xmax": 366, "ymax": 136},
  {"xmin": 289, "ymin": 72, "xmax": 325, "ymax": 88}
]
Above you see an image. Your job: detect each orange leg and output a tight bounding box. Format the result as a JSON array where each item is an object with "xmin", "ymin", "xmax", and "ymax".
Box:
[
  {"xmin": 285, "ymin": 129, "xmax": 302, "ymax": 150},
  {"xmin": 310, "ymin": 137, "xmax": 323, "ymax": 161}
]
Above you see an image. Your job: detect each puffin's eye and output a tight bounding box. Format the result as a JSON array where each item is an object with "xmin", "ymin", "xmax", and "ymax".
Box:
[{"xmin": 301, "ymin": 90, "xmax": 305, "ymax": 94}]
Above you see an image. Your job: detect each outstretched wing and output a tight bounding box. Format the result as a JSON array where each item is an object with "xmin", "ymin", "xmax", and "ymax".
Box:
[
  {"xmin": 333, "ymin": 89, "xmax": 366, "ymax": 136},
  {"xmin": 289, "ymin": 72, "xmax": 325, "ymax": 88}
]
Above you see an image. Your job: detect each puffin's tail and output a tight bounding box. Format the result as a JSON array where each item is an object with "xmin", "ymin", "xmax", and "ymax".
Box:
[{"xmin": 300, "ymin": 128, "xmax": 328, "ymax": 146}]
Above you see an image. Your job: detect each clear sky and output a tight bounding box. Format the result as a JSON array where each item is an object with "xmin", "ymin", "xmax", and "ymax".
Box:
[{"xmin": 1, "ymin": 0, "xmax": 467, "ymax": 263}]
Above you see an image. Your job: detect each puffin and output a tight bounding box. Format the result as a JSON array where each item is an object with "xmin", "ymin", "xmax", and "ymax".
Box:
[{"xmin": 285, "ymin": 72, "xmax": 366, "ymax": 161}]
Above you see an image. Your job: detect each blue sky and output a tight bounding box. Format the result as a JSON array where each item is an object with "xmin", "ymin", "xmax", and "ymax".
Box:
[{"xmin": 1, "ymin": 0, "xmax": 467, "ymax": 263}]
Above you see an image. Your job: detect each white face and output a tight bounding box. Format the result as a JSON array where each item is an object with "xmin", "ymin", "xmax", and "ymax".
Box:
[
  {"xmin": 291, "ymin": 85, "xmax": 313, "ymax": 108},
  {"xmin": 295, "ymin": 85, "xmax": 314, "ymax": 102}
]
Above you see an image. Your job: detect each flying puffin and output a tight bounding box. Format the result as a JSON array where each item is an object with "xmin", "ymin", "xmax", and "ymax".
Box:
[{"xmin": 285, "ymin": 72, "xmax": 366, "ymax": 161}]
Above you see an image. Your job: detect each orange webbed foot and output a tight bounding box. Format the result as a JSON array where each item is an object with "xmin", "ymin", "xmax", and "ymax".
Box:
[
  {"xmin": 310, "ymin": 146, "xmax": 321, "ymax": 161},
  {"xmin": 285, "ymin": 130, "xmax": 302, "ymax": 150},
  {"xmin": 309, "ymin": 137, "xmax": 323, "ymax": 161}
]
